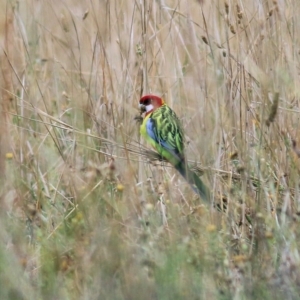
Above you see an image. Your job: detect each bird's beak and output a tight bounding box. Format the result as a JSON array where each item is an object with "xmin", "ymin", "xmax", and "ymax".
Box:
[{"xmin": 139, "ymin": 103, "xmax": 146, "ymax": 113}]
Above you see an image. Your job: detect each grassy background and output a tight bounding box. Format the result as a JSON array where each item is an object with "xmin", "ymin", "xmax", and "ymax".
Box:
[{"xmin": 1, "ymin": 0, "xmax": 300, "ymax": 299}]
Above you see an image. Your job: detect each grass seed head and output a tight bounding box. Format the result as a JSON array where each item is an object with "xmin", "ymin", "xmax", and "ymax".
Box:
[{"xmin": 225, "ymin": 2, "xmax": 229, "ymax": 14}]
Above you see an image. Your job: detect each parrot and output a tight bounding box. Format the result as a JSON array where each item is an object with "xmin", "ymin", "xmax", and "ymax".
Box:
[{"xmin": 139, "ymin": 94, "xmax": 210, "ymax": 202}]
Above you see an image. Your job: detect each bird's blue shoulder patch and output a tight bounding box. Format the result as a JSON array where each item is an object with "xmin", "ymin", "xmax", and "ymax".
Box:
[{"xmin": 145, "ymin": 117, "xmax": 157, "ymax": 142}]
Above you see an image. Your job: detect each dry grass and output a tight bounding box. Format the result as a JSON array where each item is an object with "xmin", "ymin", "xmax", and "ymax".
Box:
[{"xmin": 1, "ymin": 0, "xmax": 300, "ymax": 299}]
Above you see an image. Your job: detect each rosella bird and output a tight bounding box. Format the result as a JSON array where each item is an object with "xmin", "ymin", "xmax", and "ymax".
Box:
[{"xmin": 139, "ymin": 94, "xmax": 210, "ymax": 202}]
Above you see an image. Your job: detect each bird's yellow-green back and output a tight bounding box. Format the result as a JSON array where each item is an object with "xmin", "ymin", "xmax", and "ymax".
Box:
[{"xmin": 140, "ymin": 104, "xmax": 185, "ymax": 167}]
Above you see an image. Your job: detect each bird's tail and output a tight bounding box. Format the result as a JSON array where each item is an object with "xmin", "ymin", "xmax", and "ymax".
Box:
[{"xmin": 176, "ymin": 161, "xmax": 210, "ymax": 203}]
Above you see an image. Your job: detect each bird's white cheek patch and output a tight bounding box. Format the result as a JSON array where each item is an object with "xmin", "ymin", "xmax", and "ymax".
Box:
[{"xmin": 146, "ymin": 104, "xmax": 154, "ymax": 112}]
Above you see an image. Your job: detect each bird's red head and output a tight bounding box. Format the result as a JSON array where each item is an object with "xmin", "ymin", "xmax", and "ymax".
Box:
[{"xmin": 139, "ymin": 94, "xmax": 165, "ymax": 116}]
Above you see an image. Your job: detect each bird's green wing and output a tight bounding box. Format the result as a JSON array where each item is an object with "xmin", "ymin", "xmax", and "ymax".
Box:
[{"xmin": 145, "ymin": 105, "xmax": 185, "ymax": 164}]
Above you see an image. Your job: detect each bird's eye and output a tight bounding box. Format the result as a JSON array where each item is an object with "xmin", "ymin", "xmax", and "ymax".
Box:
[{"xmin": 140, "ymin": 99, "xmax": 152, "ymax": 106}]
